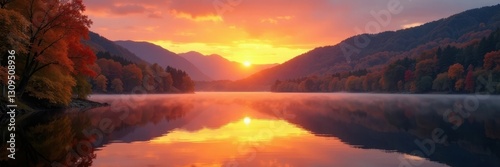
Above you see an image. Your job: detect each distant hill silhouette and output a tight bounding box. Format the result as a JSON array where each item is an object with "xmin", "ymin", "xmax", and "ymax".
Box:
[
  {"xmin": 180, "ymin": 51, "xmax": 277, "ymax": 80},
  {"xmin": 83, "ymin": 32, "xmax": 148, "ymax": 65},
  {"xmin": 115, "ymin": 41, "xmax": 212, "ymax": 81},
  {"xmin": 242, "ymin": 4, "xmax": 500, "ymax": 87}
]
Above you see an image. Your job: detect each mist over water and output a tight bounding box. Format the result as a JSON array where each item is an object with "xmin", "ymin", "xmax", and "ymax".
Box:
[
  {"xmin": 83, "ymin": 93, "xmax": 500, "ymax": 167},
  {"xmin": 4, "ymin": 93, "xmax": 500, "ymax": 166}
]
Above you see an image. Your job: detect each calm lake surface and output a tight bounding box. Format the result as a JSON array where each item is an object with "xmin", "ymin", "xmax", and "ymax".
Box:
[{"xmin": 6, "ymin": 93, "xmax": 500, "ymax": 167}]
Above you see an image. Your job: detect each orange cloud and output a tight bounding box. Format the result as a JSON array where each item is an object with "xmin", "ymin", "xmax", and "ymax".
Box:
[
  {"xmin": 167, "ymin": 0, "xmax": 218, "ymax": 17},
  {"xmin": 83, "ymin": 0, "xmax": 499, "ymax": 64},
  {"xmin": 170, "ymin": 10, "xmax": 223, "ymax": 22}
]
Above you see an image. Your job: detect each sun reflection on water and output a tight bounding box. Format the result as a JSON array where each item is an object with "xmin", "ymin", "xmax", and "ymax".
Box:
[{"xmin": 150, "ymin": 119, "xmax": 308, "ymax": 144}]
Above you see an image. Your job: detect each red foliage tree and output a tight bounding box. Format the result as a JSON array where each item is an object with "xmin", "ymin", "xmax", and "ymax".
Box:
[
  {"xmin": 464, "ymin": 71, "xmax": 475, "ymax": 93},
  {"xmin": 404, "ymin": 70, "xmax": 414, "ymax": 82},
  {"xmin": 7, "ymin": 0, "xmax": 94, "ymax": 102}
]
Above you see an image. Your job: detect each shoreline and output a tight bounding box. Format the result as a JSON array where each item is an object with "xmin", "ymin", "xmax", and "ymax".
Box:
[
  {"xmin": 0, "ymin": 98, "xmax": 109, "ymax": 124},
  {"xmin": 67, "ymin": 98, "xmax": 109, "ymax": 112}
]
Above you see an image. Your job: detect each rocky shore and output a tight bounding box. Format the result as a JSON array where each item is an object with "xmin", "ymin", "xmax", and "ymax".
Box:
[{"xmin": 67, "ymin": 98, "xmax": 109, "ymax": 112}]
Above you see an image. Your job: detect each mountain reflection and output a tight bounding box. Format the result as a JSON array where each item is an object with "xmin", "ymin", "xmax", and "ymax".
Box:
[
  {"xmin": 2, "ymin": 93, "xmax": 499, "ymax": 167},
  {"xmin": 251, "ymin": 94, "xmax": 500, "ymax": 167}
]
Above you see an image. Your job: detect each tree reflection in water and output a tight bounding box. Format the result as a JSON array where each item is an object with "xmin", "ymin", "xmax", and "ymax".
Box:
[
  {"xmin": 0, "ymin": 97, "xmax": 194, "ymax": 166},
  {"xmin": 250, "ymin": 94, "xmax": 500, "ymax": 167},
  {"xmin": 1, "ymin": 93, "xmax": 499, "ymax": 167}
]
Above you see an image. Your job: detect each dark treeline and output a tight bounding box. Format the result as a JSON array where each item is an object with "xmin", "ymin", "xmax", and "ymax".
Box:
[
  {"xmin": 87, "ymin": 52, "xmax": 195, "ymax": 94},
  {"xmin": 272, "ymin": 29, "xmax": 500, "ymax": 94},
  {"xmin": 96, "ymin": 52, "xmax": 133, "ymax": 66}
]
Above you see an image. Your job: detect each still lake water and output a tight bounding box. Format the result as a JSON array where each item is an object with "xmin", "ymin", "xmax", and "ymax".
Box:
[{"xmin": 4, "ymin": 93, "xmax": 500, "ymax": 167}]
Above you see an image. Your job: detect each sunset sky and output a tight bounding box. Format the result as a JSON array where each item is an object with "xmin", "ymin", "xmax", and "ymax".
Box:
[{"xmin": 83, "ymin": 0, "xmax": 498, "ymax": 64}]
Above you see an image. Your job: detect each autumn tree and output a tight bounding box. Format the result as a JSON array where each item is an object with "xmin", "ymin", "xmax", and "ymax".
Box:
[
  {"xmin": 363, "ymin": 72, "xmax": 381, "ymax": 92},
  {"xmin": 299, "ymin": 78, "xmax": 314, "ymax": 92},
  {"xmin": 404, "ymin": 70, "xmax": 414, "ymax": 82},
  {"xmin": 26, "ymin": 66, "xmax": 76, "ymax": 104},
  {"xmin": 415, "ymin": 59, "xmax": 437, "ymax": 79},
  {"xmin": 329, "ymin": 77, "xmax": 340, "ymax": 91},
  {"xmin": 142, "ymin": 64, "xmax": 160, "ymax": 92},
  {"xmin": 345, "ymin": 76, "xmax": 362, "ymax": 92},
  {"xmin": 448, "ymin": 63, "xmax": 465, "ymax": 80},
  {"xmin": 97, "ymin": 59, "xmax": 123, "ymax": 81},
  {"xmin": 484, "ymin": 51, "xmax": 500, "ymax": 71},
  {"xmin": 432, "ymin": 72, "xmax": 450, "ymax": 92},
  {"xmin": 122, "ymin": 64, "xmax": 143, "ymax": 91},
  {"xmin": 161, "ymin": 72, "xmax": 174, "ymax": 92},
  {"xmin": 464, "ymin": 70, "xmax": 475, "ymax": 93},
  {"xmin": 73, "ymin": 74, "xmax": 92, "ymax": 99},
  {"xmin": 337, "ymin": 78, "xmax": 347, "ymax": 91},
  {"xmin": 69, "ymin": 39, "xmax": 96, "ymax": 98},
  {"xmin": 447, "ymin": 63, "xmax": 464, "ymax": 92},
  {"xmin": 111, "ymin": 78, "xmax": 124, "ymax": 93},
  {"xmin": 89, "ymin": 63, "xmax": 101, "ymax": 76},
  {"xmin": 0, "ymin": 9, "xmax": 29, "ymax": 55},
  {"xmin": 319, "ymin": 76, "xmax": 332, "ymax": 91},
  {"xmin": 403, "ymin": 70, "xmax": 414, "ymax": 91},
  {"xmin": 93, "ymin": 75, "xmax": 107, "ymax": 92},
  {"xmin": 180, "ymin": 76, "xmax": 195, "ymax": 93},
  {"xmin": 5, "ymin": 0, "xmax": 94, "ymax": 105},
  {"xmin": 142, "ymin": 63, "xmax": 174, "ymax": 93},
  {"xmin": 166, "ymin": 66, "xmax": 195, "ymax": 93},
  {"xmin": 345, "ymin": 76, "xmax": 355, "ymax": 92}
]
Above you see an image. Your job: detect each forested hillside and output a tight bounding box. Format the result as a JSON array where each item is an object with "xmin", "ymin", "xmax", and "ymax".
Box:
[
  {"xmin": 272, "ymin": 29, "xmax": 500, "ymax": 94},
  {"xmin": 90, "ymin": 52, "xmax": 195, "ymax": 94},
  {"xmin": 244, "ymin": 4, "xmax": 500, "ymax": 88},
  {"xmin": 83, "ymin": 32, "xmax": 148, "ymax": 65},
  {"xmin": 115, "ymin": 41, "xmax": 212, "ymax": 81}
]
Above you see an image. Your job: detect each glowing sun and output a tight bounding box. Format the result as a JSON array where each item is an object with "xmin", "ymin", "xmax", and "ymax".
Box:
[
  {"xmin": 243, "ymin": 117, "xmax": 251, "ymax": 125},
  {"xmin": 243, "ymin": 61, "xmax": 252, "ymax": 67}
]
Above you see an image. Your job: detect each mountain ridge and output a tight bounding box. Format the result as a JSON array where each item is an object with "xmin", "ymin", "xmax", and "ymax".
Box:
[
  {"xmin": 115, "ymin": 41, "xmax": 212, "ymax": 81},
  {"xmin": 180, "ymin": 51, "xmax": 277, "ymax": 80},
  {"xmin": 83, "ymin": 32, "xmax": 148, "ymax": 65},
  {"xmin": 241, "ymin": 4, "xmax": 500, "ymax": 87}
]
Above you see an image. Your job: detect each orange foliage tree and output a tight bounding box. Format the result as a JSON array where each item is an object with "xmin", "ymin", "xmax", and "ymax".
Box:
[
  {"xmin": 448, "ymin": 63, "xmax": 464, "ymax": 80},
  {"xmin": 484, "ymin": 51, "xmax": 500, "ymax": 71},
  {"xmin": 5, "ymin": 0, "xmax": 95, "ymax": 104},
  {"xmin": 447, "ymin": 63, "xmax": 465, "ymax": 92}
]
